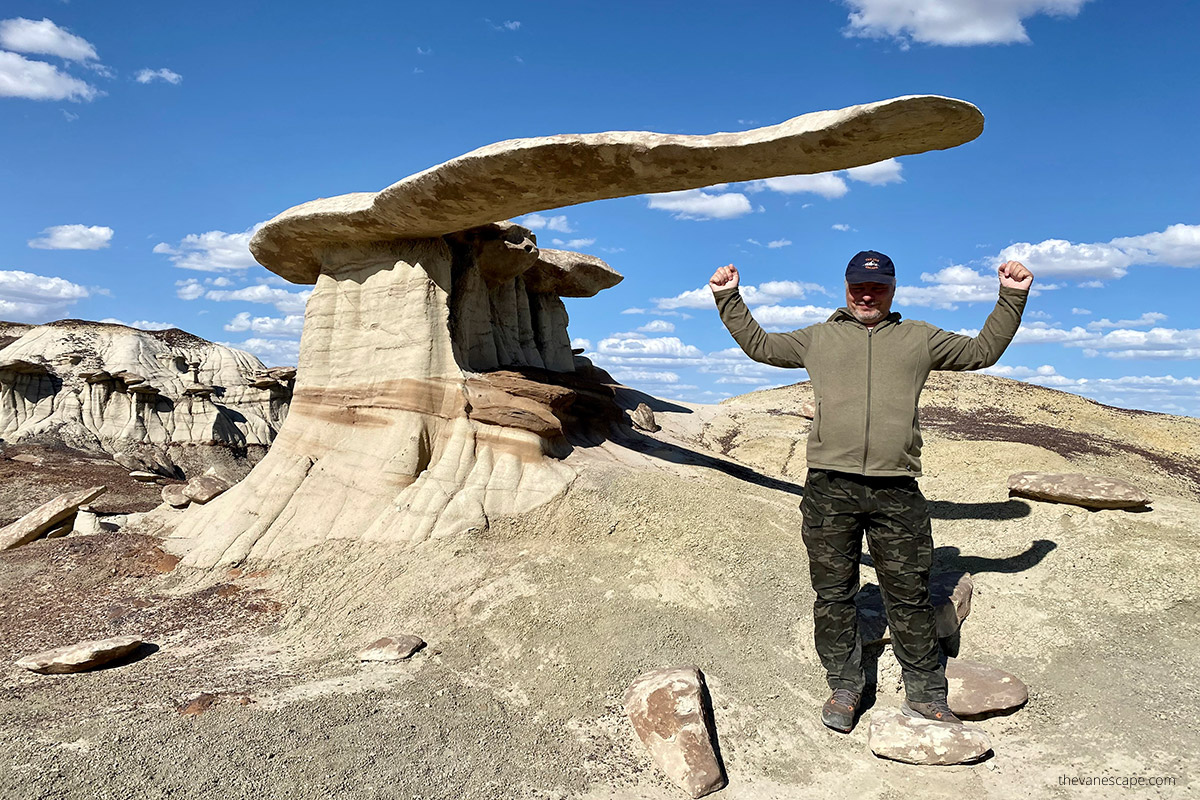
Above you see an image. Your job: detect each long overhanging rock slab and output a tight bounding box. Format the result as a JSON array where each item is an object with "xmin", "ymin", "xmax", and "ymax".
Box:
[{"xmin": 251, "ymin": 95, "xmax": 984, "ymax": 283}]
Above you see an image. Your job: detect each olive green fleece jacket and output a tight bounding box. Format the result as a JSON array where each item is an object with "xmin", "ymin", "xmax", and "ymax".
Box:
[{"xmin": 713, "ymin": 285, "xmax": 1029, "ymax": 477}]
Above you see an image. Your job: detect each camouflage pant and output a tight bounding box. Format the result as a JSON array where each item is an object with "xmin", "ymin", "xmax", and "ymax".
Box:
[{"xmin": 801, "ymin": 469, "xmax": 947, "ymax": 702}]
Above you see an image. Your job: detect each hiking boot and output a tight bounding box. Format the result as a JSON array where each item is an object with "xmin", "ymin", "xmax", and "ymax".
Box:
[
  {"xmin": 821, "ymin": 688, "xmax": 862, "ymax": 733},
  {"xmin": 901, "ymin": 698, "xmax": 963, "ymax": 725}
]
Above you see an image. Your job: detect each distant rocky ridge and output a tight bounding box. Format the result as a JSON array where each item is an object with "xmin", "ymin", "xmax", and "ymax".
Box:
[{"xmin": 0, "ymin": 319, "xmax": 293, "ymax": 480}]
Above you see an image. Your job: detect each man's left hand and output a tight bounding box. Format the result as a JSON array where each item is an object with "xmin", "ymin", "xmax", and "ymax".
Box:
[{"xmin": 998, "ymin": 261, "xmax": 1034, "ymax": 291}]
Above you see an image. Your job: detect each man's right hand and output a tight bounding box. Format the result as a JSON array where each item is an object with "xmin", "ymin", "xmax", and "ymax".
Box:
[{"xmin": 709, "ymin": 263, "xmax": 740, "ymax": 293}]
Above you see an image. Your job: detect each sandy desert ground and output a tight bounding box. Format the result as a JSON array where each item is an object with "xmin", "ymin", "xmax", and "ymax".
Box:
[{"xmin": 1, "ymin": 372, "xmax": 1196, "ymax": 799}]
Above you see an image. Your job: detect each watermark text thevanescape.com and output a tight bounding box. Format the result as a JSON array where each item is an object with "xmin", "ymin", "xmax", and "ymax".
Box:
[{"xmin": 1057, "ymin": 775, "xmax": 1178, "ymax": 788}]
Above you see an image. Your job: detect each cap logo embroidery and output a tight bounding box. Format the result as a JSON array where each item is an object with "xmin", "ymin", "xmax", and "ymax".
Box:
[{"xmin": 864, "ymin": 259, "xmax": 879, "ymax": 268}]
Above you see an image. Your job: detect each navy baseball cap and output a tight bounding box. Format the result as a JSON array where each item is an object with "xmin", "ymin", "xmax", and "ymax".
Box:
[{"xmin": 846, "ymin": 250, "xmax": 895, "ymax": 284}]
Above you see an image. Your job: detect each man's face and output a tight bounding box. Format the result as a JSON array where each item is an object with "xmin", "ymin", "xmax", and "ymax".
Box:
[{"xmin": 845, "ymin": 281, "xmax": 895, "ymax": 326}]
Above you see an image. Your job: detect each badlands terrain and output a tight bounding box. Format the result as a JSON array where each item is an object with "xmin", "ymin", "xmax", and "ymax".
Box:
[{"xmin": 1, "ymin": 370, "xmax": 1196, "ymax": 799}]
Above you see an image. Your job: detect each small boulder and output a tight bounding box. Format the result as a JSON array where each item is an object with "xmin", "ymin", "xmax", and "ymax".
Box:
[
  {"xmin": 357, "ymin": 635, "xmax": 426, "ymax": 662},
  {"xmin": 868, "ymin": 710, "xmax": 992, "ymax": 765},
  {"xmin": 0, "ymin": 485, "xmax": 107, "ymax": 550},
  {"xmin": 183, "ymin": 475, "xmax": 229, "ymax": 505},
  {"xmin": 799, "ymin": 401, "xmax": 815, "ymax": 419},
  {"xmin": 931, "ymin": 572, "xmax": 973, "ymax": 639},
  {"xmin": 161, "ymin": 483, "xmax": 191, "ymax": 509},
  {"xmin": 630, "ymin": 403, "xmax": 661, "ymax": 433},
  {"xmin": 10, "ymin": 453, "xmax": 45, "ymax": 466},
  {"xmin": 623, "ymin": 666, "xmax": 725, "ymax": 798},
  {"xmin": 946, "ymin": 658, "xmax": 1028, "ymax": 718},
  {"xmin": 129, "ymin": 470, "xmax": 160, "ymax": 482},
  {"xmin": 1007, "ymin": 472, "xmax": 1150, "ymax": 510},
  {"xmin": 16, "ymin": 635, "xmax": 145, "ymax": 674}
]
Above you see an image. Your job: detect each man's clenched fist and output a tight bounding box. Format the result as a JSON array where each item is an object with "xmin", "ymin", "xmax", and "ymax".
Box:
[
  {"xmin": 998, "ymin": 260, "xmax": 1034, "ymax": 291},
  {"xmin": 709, "ymin": 263, "xmax": 740, "ymax": 293}
]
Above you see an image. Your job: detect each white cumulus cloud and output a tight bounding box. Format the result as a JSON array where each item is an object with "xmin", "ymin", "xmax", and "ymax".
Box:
[
  {"xmin": 845, "ymin": 158, "xmax": 904, "ymax": 185},
  {"xmin": 204, "ymin": 284, "xmax": 312, "ymax": 314},
  {"xmin": 0, "ymin": 17, "xmax": 99, "ymax": 62},
  {"xmin": 154, "ymin": 224, "xmax": 263, "ymax": 272},
  {"xmin": 222, "ymin": 337, "xmax": 300, "ymax": 366},
  {"xmin": 134, "ymin": 68, "xmax": 182, "ymax": 85},
  {"xmin": 0, "ymin": 269, "xmax": 90, "ymax": 321},
  {"xmin": 0, "ymin": 50, "xmax": 99, "ymax": 101},
  {"xmin": 841, "ymin": 0, "xmax": 1092, "ymax": 46},
  {"xmin": 224, "ymin": 311, "xmax": 305, "ymax": 337},
  {"xmin": 28, "ymin": 224, "xmax": 113, "ymax": 250},
  {"xmin": 637, "ymin": 319, "xmax": 675, "ymax": 334},
  {"xmin": 99, "ymin": 318, "xmax": 176, "ymax": 331},
  {"xmin": 647, "ymin": 187, "xmax": 753, "ymax": 220},
  {"xmin": 768, "ymin": 239, "xmax": 792, "ymax": 249},
  {"xmin": 754, "ymin": 173, "xmax": 849, "ymax": 199},
  {"xmin": 997, "ymin": 223, "xmax": 1200, "ymax": 281},
  {"xmin": 517, "ymin": 213, "xmax": 573, "ymax": 233}
]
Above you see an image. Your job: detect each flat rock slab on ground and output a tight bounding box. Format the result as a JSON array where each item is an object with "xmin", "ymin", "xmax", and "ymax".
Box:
[
  {"xmin": 15, "ymin": 635, "xmax": 145, "ymax": 674},
  {"xmin": 357, "ymin": 635, "xmax": 425, "ymax": 661},
  {"xmin": 868, "ymin": 710, "xmax": 992, "ymax": 765},
  {"xmin": 623, "ymin": 666, "xmax": 725, "ymax": 798},
  {"xmin": 183, "ymin": 476, "xmax": 229, "ymax": 505},
  {"xmin": 946, "ymin": 657, "xmax": 1029, "ymax": 718},
  {"xmin": 0, "ymin": 485, "xmax": 107, "ymax": 550},
  {"xmin": 1008, "ymin": 472, "xmax": 1150, "ymax": 509}
]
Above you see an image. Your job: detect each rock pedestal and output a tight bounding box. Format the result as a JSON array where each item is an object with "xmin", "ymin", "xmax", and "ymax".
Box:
[
  {"xmin": 0, "ymin": 485, "xmax": 107, "ymax": 550},
  {"xmin": 166, "ymin": 94, "xmax": 985, "ymax": 567}
]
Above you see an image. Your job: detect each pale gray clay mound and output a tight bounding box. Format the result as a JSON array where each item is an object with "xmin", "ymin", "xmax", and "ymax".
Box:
[{"xmin": 0, "ymin": 320, "xmax": 293, "ymax": 481}]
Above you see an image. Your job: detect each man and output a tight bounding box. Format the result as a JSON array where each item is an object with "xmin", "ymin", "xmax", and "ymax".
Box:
[{"xmin": 709, "ymin": 250, "xmax": 1032, "ymax": 732}]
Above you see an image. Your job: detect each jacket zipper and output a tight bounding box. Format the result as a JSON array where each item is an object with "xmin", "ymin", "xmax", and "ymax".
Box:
[{"xmin": 862, "ymin": 326, "xmax": 873, "ymax": 471}]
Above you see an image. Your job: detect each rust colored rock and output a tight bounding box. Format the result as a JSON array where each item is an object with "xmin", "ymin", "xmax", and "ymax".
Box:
[
  {"xmin": 357, "ymin": 635, "xmax": 426, "ymax": 662},
  {"xmin": 946, "ymin": 658, "xmax": 1029, "ymax": 718},
  {"xmin": 179, "ymin": 693, "xmax": 218, "ymax": 716},
  {"xmin": 799, "ymin": 401, "xmax": 815, "ymax": 420},
  {"xmin": 623, "ymin": 667, "xmax": 725, "ymax": 798},
  {"xmin": 16, "ymin": 635, "xmax": 144, "ymax": 674},
  {"xmin": 1008, "ymin": 472, "xmax": 1150, "ymax": 509},
  {"xmin": 183, "ymin": 475, "xmax": 229, "ymax": 505},
  {"xmin": 162, "ymin": 483, "xmax": 191, "ymax": 508},
  {"xmin": 0, "ymin": 485, "xmax": 107, "ymax": 550},
  {"xmin": 868, "ymin": 710, "xmax": 992, "ymax": 765}
]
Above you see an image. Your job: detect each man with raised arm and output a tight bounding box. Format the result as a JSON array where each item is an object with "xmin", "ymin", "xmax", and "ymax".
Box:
[{"xmin": 710, "ymin": 250, "xmax": 1032, "ymax": 733}]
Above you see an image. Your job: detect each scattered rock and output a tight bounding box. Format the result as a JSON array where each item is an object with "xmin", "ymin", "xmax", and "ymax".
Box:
[
  {"xmin": 183, "ymin": 475, "xmax": 230, "ymax": 504},
  {"xmin": 179, "ymin": 693, "xmax": 218, "ymax": 716},
  {"xmin": 43, "ymin": 518, "xmax": 74, "ymax": 539},
  {"xmin": 9, "ymin": 453, "xmax": 44, "ymax": 466},
  {"xmin": 129, "ymin": 470, "xmax": 160, "ymax": 482},
  {"xmin": 946, "ymin": 658, "xmax": 1029, "ymax": 718},
  {"xmin": 931, "ymin": 572, "xmax": 974, "ymax": 639},
  {"xmin": 161, "ymin": 483, "xmax": 191, "ymax": 508},
  {"xmin": 799, "ymin": 401, "xmax": 815, "ymax": 419},
  {"xmin": 0, "ymin": 485, "xmax": 107, "ymax": 550},
  {"xmin": 15, "ymin": 635, "xmax": 145, "ymax": 674},
  {"xmin": 357, "ymin": 635, "xmax": 426, "ymax": 662},
  {"xmin": 1008, "ymin": 472, "xmax": 1150, "ymax": 509},
  {"xmin": 623, "ymin": 666, "xmax": 725, "ymax": 798},
  {"xmin": 868, "ymin": 710, "xmax": 992, "ymax": 765},
  {"xmin": 630, "ymin": 403, "xmax": 661, "ymax": 433}
]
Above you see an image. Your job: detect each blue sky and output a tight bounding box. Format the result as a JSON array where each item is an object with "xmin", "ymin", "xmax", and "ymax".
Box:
[{"xmin": 3, "ymin": 1, "xmax": 1199, "ymax": 415}]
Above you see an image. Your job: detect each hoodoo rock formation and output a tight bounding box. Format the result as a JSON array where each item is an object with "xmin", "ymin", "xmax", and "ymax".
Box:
[
  {"xmin": 166, "ymin": 94, "xmax": 985, "ymax": 567},
  {"xmin": 0, "ymin": 320, "xmax": 292, "ymax": 479}
]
